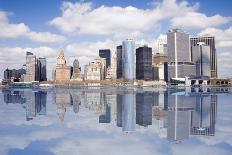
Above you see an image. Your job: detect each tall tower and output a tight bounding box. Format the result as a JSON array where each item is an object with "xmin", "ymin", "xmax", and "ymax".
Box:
[
  {"xmin": 136, "ymin": 45, "xmax": 152, "ymax": 80},
  {"xmin": 122, "ymin": 39, "xmax": 136, "ymax": 80},
  {"xmin": 116, "ymin": 45, "xmax": 123, "ymax": 79},
  {"xmin": 25, "ymin": 52, "xmax": 36, "ymax": 82},
  {"xmin": 71, "ymin": 59, "xmax": 81, "ymax": 79},
  {"xmin": 36, "ymin": 57, "xmax": 47, "ymax": 81},
  {"xmin": 192, "ymin": 43, "xmax": 211, "ymax": 77},
  {"xmin": 99, "ymin": 49, "xmax": 111, "ymax": 69},
  {"xmin": 190, "ymin": 35, "xmax": 217, "ymax": 78},
  {"xmin": 55, "ymin": 50, "xmax": 71, "ymax": 81},
  {"xmin": 167, "ymin": 29, "xmax": 190, "ymax": 78}
]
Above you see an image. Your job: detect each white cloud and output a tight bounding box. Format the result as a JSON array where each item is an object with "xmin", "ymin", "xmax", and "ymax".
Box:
[
  {"xmin": 171, "ymin": 12, "xmax": 231, "ymax": 30},
  {"xmin": 49, "ymin": 0, "xmax": 198, "ymax": 36},
  {"xmin": 0, "ymin": 11, "xmax": 66, "ymax": 43}
]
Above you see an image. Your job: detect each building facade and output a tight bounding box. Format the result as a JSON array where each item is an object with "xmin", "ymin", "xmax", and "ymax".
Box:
[
  {"xmin": 152, "ymin": 53, "xmax": 168, "ymax": 81},
  {"xmin": 84, "ymin": 56, "xmax": 106, "ymax": 80},
  {"xmin": 55, "ymin": 50, "xmax": 71, "ymax": 81},
  {"xmin": 24, "ymin": 52, "xmax": 36, "ymax": 82},
  {"xmin": 116, "ymin": 45, "xmax": 123, "ymax": 79},
  {"xmin": 164, "ymin": 62, "xmax": 196, "ymax": 82},
  {"xmin": 99, "ymin": 49, "xmax": 111, "ymax": 69},
  {"xmin": 122, "ymin": 39, "xmax": 136, "ymax": 80},
  {"xmin": 166, "ymin": 29, "xmax": 196, "ymax": 80},
  {"xmin": 36, "ymin": 57, "xmax": 47, "ymax": 81},
  {"xmin": 192, "ymin": 44, "xmax": 211, "ymax": 77},
  {"xmin": 136, "ymin": 45, "xmax": 153, "ymax": 80},
  {"xmin": 4, "ymin": 68, "xmax": 26, "ymax": 82},
  {"xmin": 71, "ymin": 59, "xmax": 82, "ymax": 80},
  {"xmin": 190, "ymin": 35, "xmax": 217, "ymax": 78}
]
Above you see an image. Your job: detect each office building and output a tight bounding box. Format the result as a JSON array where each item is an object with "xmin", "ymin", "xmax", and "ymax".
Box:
[
  {"xmin": 192, "ymin": 43, "xmax": 211, "ymax": 77},
  {"xmin": 191, "ymin": 35, "xmax": 217, "ymax": 77},
  {"xmin": 167, "ymin": 29, "xmax": 190, "ymax": 62},
  {"xmin": 116, "ymin": 45, "xmax": 123, "ymax": 79},
  {"xmin": 36, "ymin": 57, "xmax": 47, "ymax": 81},
  {"xmin": 122, "ymin": 39, "xmax": 136, "ymax": 80},
  {"xmin": 152, "ymin": 53, "xmax": 168, "ymax": 80},
  {"xmin": 166, "ymin": 29, "xmax": 197, "ymax": 81},
  {"xmin": 55, "ymin": 50, "xmax": 71, "ymax": 81},
  {"xmin": 164, "ymin": 62, "xmax": 196, "ymax": 82},
  {"xmin": 84, "ymin": 56, "xmax": 106, "ymax": 80},
  {"xmin": 157, "ymin": 39, "xmax": 167, "ymax": 54},
  {"xmin": 24, "ymin": 52, "xmax": 36, "ymax": 82},
  {"xmin": 4, "ymin": 68, "xmax": 26, "ymax": 82},
  {"xmin": 136, "ymin": 45, "xmax": 153, "ymax": 80},
  {"xmin": 99, "ymin": 49, "xmax": 111, "ymax": 69},
  {"xmin": 71, "ymin": 59, "xmax": 82, "ymax": 80}
]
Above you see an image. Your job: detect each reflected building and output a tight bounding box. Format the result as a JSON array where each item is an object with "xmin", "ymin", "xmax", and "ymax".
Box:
[
  {"xmin": 3, "ymin": 89, "xmax": 26, "ymax": 104},
  {"xmin": 136, "ymin": 92, "xmax": 153, "ymax": 127},
  {"xmin": 191, "ymin": 94, "xmax": 217, "ymax": 136},
  {"xmin": 25, "ymin": 91, "xmax": 36, "ymax": 121},
  {"xmin": 99, "ymin": 104, "xmax": 111, "ymax": 123},
  {"xmin": 54, "ymin": 92, "xmax": 71, "ymax": 122},
  {"xmin": 116, "ymin": 94, "xmax": 123, "ymax": 127},
  {"xmin": 122, "ymin": 93, "xmax": 136, "ymax": 132},
  {"xmin": 166, "ymin": 91, "xmax": 195, "ymax": 142},
  {"xmin": 35, "ymin": 91, "xmax": 47, "ymax": 115},
  {"xmin": 70, "ymin": 93, "xmax": 81, "ymax": 114}
]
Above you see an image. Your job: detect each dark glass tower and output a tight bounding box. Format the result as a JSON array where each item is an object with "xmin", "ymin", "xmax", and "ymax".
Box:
[
  {"xmin": 99, "ymin": 49, "xmax": 111, "ymax": 68},
  {"xmin": 36, "ymin": 57, "xmax": 47, "ymax": 81},
  {"xmin": 136, "ymin": 45, "xmax": 152, "ymax": 80},
  {"xmin": 116, "ymin": 45, "xmax": 123, "ymax": 79}
]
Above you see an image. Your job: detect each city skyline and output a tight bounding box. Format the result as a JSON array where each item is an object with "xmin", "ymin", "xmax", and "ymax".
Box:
[{"xmin": 0, "ymin": 0, "xmax": 231, "ymax": 79}]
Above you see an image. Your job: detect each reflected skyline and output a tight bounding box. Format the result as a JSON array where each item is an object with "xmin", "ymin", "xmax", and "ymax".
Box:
[{"xmin": 1, "ymin": 88, "xmax": 219, "ymax": 143}]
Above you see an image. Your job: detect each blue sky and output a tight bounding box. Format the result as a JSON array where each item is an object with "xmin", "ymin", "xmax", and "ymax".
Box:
[{"xmin": 0, "ymin": 0, "xmax": 231, "ymax": 79}]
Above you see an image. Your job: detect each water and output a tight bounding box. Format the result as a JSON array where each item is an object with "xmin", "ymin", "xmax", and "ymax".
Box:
[{"xmin": 0, "ymin": 87, "xmax": 232, "ymax": 155}]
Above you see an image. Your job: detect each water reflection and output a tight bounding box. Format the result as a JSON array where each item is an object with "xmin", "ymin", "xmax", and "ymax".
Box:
[{"xmin": 1, "ymin": 87, "xmax": 219, "ymax": 143}]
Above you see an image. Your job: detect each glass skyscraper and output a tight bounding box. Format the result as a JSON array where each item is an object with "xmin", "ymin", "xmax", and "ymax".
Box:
[
  {"xmin": 99, "ymin": 49, "xmax": 111, "ymax": 69},
  {"xmin": 122, "ymin": 39, "xmax": 136, "ymax": 80},
  {"xmin": 136, "ymin": 45, "xmax": 152, "ymax": 80},
  {"xmin": 36, "ymin": 57, "xmax": 47, "ymax": 81}
]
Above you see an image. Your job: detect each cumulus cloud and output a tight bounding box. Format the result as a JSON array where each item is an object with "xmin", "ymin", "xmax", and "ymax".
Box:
[
  {"xmin": 49, "ymin": 0, "xmax": 198, "ymax": 36},
  {"xmin": 171, "ymin": 12, "xmax": 231, "ymax": 30},
  {"xmin": 0, "ymin": 11, "xmax": 66, "ymax": 43}
]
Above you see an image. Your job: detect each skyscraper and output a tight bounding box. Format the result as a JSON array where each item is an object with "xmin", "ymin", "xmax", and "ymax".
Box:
[
  {"xmin": 166, "ymin": 29, "xmax": 196, "ymax": 80},
  {"xmin": 99, "ymin": 49, "xmax": 111, "ymax": 69},
  {"xmin": 192, "ymin": 43, "xmax": 211, "ymax": 77},
  {"xmin": 55, "ymin": 50, "xmax": 71, "ymax": 81},
  {"xmin": 190, "ymin": 35, "xmax": 217, "ymax": 78},
  {"xmin": 36, "ymin": 57, "xmax": 47, "ymax": 81},
  {"xmin": 136, "ymin": 45, "xmax": 152, "ymax": 80},
  {"xmin": 71, "ymin": 59, "xmax": 81, "ymax": 80},
  {"xmin": 167, "ymin": 29, "xmax": 190, "ymax": 62},
  {"xmin": 24, "ymin": 52, "xmax": 36, "ymax": 82},
  {"xmin": 116, "ymin": 45, "xmax": 123, "ymax": 79},
  {"xmin": 122, "ymin": 39, "xmax": 136, "ymax": 80}
]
